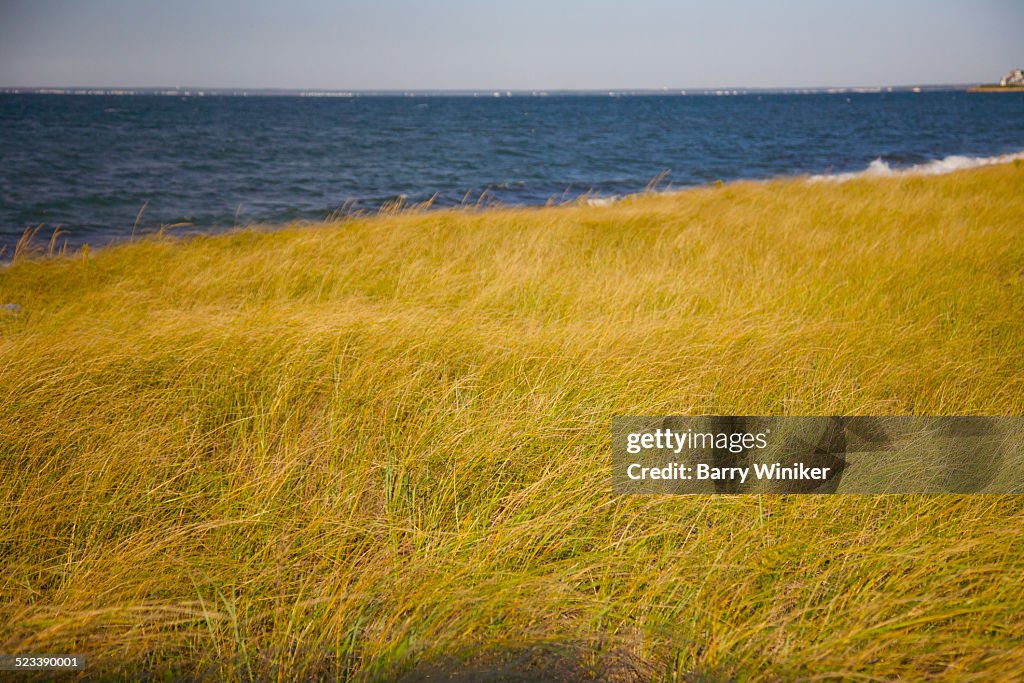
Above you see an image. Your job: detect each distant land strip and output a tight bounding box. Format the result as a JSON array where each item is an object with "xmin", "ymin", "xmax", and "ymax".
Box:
[
  {"xmin": 0, "ymin": 85, "xmax": 993, "ymax": 97},
  {"xmin": 968, "ymin": 84, "xmax": 1024, "ymax": 93}
]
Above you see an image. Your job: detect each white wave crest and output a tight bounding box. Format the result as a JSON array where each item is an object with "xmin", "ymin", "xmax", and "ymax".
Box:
[{"xmin": 810, "ymin": 150, "xmax": 1024, "ymax": 182}]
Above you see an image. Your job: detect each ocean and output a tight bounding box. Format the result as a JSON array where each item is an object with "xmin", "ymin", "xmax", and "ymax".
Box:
[{"xmin": 1, "ymin": 90, "xmax": 1022, "ymax": 255}]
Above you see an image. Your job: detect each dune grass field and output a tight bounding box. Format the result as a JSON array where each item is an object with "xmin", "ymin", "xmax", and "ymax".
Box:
[{"xmin": 2, "ymin": 162, "xmax": 1024, "ymax": 680}]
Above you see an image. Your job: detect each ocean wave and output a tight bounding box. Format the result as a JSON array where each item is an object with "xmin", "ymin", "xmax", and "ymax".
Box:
[{"xmin": 809, "ymin": 150, "xmax": 1024, "ymax": 182}]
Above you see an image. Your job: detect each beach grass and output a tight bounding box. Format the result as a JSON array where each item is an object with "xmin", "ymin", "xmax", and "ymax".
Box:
[{"xmin": 2, "ymin": 162, "xmax": 1024, "ymax": 680}]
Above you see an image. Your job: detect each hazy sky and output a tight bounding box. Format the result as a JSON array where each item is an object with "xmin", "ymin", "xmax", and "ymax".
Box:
[{"xmin": 1, "ymin": 0, "xmax": 1021, "ymax": 90}]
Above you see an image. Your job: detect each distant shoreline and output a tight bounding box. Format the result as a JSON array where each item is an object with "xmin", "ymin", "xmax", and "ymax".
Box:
[
  {"xmin": 0, "ymin": 85, "xmax": 989, "ymax": 97},
  {"xmin": 968, "ymin": 84, "xmax": 1024, "ymax": 93}
]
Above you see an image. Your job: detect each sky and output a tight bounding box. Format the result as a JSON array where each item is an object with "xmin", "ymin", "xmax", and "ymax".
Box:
[{"xmin": 1, "ymin": 0, "xmax": 1022, "ymax": 90}]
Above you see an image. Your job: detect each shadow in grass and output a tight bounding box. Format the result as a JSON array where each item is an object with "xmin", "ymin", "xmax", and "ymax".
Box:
[{"xmin": 389, "ymin": 642, "xmax": 666, "ymax": 683}]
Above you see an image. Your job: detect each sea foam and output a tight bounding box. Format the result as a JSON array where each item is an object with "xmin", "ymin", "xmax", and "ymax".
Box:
[{"xmin": 810, "ymin": 150, "xmax": 1024, "ymax": 182}]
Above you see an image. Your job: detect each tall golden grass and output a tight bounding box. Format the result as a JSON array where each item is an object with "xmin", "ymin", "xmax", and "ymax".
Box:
[{"xmin": 1, "ymin": 163, "xmax": 1023, "ymax": 680}]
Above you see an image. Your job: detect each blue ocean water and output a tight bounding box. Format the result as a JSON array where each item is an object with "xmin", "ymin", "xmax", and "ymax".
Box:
[{"xmin": 1, "ymin": 91, "xmax": 1022, "ymax": 255}]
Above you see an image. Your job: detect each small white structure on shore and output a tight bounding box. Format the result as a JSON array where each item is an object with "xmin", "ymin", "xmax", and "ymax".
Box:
[{"xmin": 1000, "ymin": 69, "xmax": 1024, "ymax": 87}]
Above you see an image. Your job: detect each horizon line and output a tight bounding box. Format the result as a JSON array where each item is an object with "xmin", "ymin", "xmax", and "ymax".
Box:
[{"xmin": 0, "ymin": 83, "xmax": 989, "ymax": 96}]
